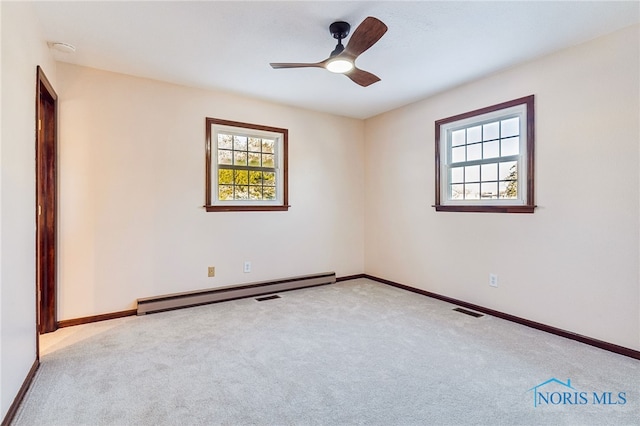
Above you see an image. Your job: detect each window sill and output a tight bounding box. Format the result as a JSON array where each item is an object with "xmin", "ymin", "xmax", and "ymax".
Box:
[
  {"xmin": 205, "ymin": 205, "xmax": 290, "ymax": 212},
  {"xmin": 433, "ymin": 204, "xmax": 536, "ymax": 214}
]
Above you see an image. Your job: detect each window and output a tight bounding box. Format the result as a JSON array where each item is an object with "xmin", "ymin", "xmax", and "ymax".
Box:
[
  {"xmin": 205, "ymin": 118, "xmax": 288, "ymax": 212},
  {"xmin": 434, "ymin": 95, "xmax": 535, "ymax": 213}
]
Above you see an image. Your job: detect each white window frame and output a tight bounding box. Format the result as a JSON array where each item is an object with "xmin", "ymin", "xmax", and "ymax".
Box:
[
  {"xmin": 434, "ymin": 95, "xmax": 535, "ymax": 213},
  {"xmin": 205, "ymin": 118, "xmax": 288, "ymax": 212}
]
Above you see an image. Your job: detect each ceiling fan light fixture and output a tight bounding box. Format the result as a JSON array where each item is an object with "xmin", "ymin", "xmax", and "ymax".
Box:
[{"xmin": 326, "ymin": 58, "xmax": 353, "ymax": 74}]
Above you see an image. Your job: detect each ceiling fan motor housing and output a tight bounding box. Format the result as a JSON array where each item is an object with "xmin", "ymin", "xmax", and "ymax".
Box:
[
  {"xmin": 329, "ymin": 21, "xmax": 350, "ymax": 56},
  {"xmin": 329, "ymin": 21, "xmax": 351, "ymax": 40}
]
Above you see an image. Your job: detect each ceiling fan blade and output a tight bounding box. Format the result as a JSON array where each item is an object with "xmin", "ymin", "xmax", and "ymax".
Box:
[
  {"xmin": 343, "ymin": 17, "xmax": 388, "ymax": 59},
  {"xmin": 270, "ymin": 62, "xmax": 325, "ymax": 69},
  {"xmin": 345, "ymin": 67, "xmax": 381, "ymax": 87}
]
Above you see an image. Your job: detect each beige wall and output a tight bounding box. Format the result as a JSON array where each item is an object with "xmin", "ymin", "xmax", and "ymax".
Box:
[
  {"xmin": 364, "ymin": 25, "xmax": 640, "ymax": 350},
  {"xmin": 0, "ymin": 1, "xmax": 57, "ymax": 418},
  {"xmin": 56, "ymin": 63, "xmax": 365, "ymax": 320}
]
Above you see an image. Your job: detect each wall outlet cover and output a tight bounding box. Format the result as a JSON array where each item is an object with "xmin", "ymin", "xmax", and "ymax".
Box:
[{"xmin": 489, "ymin": 273, "xmax": 498, "ymax": 287}]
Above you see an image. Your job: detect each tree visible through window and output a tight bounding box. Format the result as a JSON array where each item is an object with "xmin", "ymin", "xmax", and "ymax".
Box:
[
  {"xmin": 205, "ymin": 118, "xmax": 288, "ymax": 212},
  {"xmin": 434, "ymin": 95, "xmax": 535, "ymax": 213},
  {"xmin": 217, "ymin": 133, "xmax": 277, "ymax": 201}
]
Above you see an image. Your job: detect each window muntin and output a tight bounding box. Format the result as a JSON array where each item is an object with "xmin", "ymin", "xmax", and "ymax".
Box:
[
  {"xmin": 205, "ymin": 118, "xmax": 288, "ymax": 212},
  {"xmin": 435, "ymin": 95, "xmax": 535, "ymax": 213}
]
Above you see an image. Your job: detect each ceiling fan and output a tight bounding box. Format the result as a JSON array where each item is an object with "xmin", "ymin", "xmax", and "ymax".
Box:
[{"xmin": 270, "ymin": 16, "xmax": 388, "ymax": 87}]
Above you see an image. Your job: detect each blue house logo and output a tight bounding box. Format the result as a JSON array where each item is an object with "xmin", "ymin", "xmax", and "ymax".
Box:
[
  {"xmin": 528, "ymin": 378, "xmax": 577, "ymax": 407},
  {"xmin": 528, "ymin": 378, "xmax": 627, "ymax": 407}
]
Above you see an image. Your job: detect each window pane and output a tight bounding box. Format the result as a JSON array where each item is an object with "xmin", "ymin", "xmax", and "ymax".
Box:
[
  {"xmin": 234, "ymin": 170, "xmax": 248, "ymax": 185},
  {"xmin": 500, "ymin": 180, "xmax": 518, "ymax": 199},
  {"xmin": 263, "ymin": 153, "xmax": 275, "ymax": 168},
  {"xmin": 451, "ymin": 129, "xmax": 465, "ymax": 147},
  {"xmin": 501, "ymin": 136, "xmax": 519, "ymax": 156},
  {"xmin": 235, "ymin": 186, "xmax": 248, "ymax": 200},
  {"xmin": 234, "ymin": 151, "xmax": 247, "ymax": 166},
  {"xmin": 481, "ymin": 182, "xmax": 498, "ymax": 199},
  {"xmin": 218, "ymin": 134, "xmax": 233, "ymax": 149},
  {"xmin": 465, "ymin": 165, "xmax": 480, "ymax": 182},
  {"xmin": 263, "ymin": 172, "xmax": 275, "ymax": 185},
  {"xmin": 467, "ymin": 126, "xmax": 481, "ymax": 143},
  {"xmin": 249, "ymin": 186, "xmax": 263, "ymax": 200},
  {"xmin": 481, "ymin": 163, "xmax": 498, "ymax": 181},
  {"xmin": 263, "ymin": 186, "xmax": 276, "ymax": 200},
  {"xmin": 218, "ymin": 185, "xmax": 233, "ymax": 201},
  {"xmin": 501, "ymin": 117, "xmax": 519, "ymax": 138},
  {"xmin": 499, "ymin": 161, "xmax": 517, "ymax": 180},
  {"xmin": 465, "ymin": 183, "xmax": 480, "ymax": 199},
  {"xmin": 451, "ymin": 184, "xmax": 464, "ymax": 200},
  {"xmin": 248, "ymin": 137, "xmax": 262, "ymax": 152},
  {"xmin": 451, "ymin": 146, "xmax": 465, "ymax": 163},
  {"xmin": 262, "ymin": 139, "xmax": 275, "ymax": 153},
  {"xmin": 467, "ymin": 143, "xmax": 482, "ymax": 161},
  {"xmin": 218, "ymin": 149, "xmax": 232, "ymax": 165},
  {"xmin": 483, "ymin": 141, "xmax": 499, "ymax": 159},
  {"xmin": 483, "ymin": 122, "xmax": 499, "ymax": 141},
  {"xmin": 218, "ymin": 169, "xmax": 233, "ymax": 184},
  {"xmin": 450, "ymin": 167, "xmax": 464, "ymax": 184},
  {"xmin": 249, "ymin": 171, "xmax": 262, "ymax": 184},
  {"xmin": 234, "ymin": 136, "xmax": 248, "ymax": 151},
  {"xmin": 248, "ymin": 152, "xmax": 261, "ymax": 167}
]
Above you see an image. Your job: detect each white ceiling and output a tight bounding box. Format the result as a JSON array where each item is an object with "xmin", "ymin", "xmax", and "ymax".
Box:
[{"xmin": 33, "ymin": 1, "xmax": 639, "ymax": 119}]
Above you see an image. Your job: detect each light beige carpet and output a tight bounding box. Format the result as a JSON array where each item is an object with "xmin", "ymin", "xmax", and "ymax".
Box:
[{"xmin": 13, "ymin": 279, "xmax": 640, "ymax": 425}]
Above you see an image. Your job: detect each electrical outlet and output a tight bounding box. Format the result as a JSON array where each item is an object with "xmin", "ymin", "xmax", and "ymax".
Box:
[
  {"xmin": 243, "ymin": 261, "xmax": 251, "ymax": 273},
  {"xmin": 489, "ymin": 273, "xmax": 498, "ymax": 288},
  {"xmin": 208, "ymin": 266, "xmax": 215, "ymax": 277}
]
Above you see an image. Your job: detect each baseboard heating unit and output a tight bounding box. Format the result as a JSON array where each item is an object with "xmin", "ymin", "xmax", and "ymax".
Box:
[{"xmin": 136, "ymin": 271, "xmax": 336, "ymax": 315}]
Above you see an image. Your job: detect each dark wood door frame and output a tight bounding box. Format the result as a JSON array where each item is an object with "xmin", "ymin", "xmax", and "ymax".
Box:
[{"xmin": 36, "ymin": 66, "xmax": 58, "ymax": 336}]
